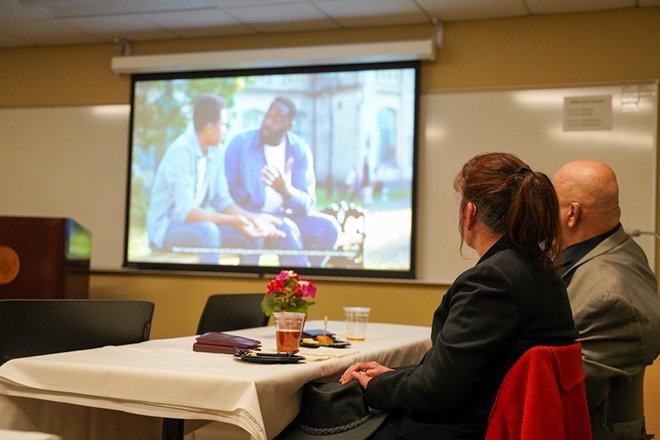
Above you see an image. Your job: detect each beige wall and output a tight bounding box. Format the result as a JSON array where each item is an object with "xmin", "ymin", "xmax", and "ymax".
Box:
[{"xmin": 1, "ymin": 7, "xmax": 659, "ymax": 433}]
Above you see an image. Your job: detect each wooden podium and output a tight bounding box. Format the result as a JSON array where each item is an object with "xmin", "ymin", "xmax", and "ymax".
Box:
[{"xmin": 0, "ymin": 216, "xmax": 91, "ymax": 299}]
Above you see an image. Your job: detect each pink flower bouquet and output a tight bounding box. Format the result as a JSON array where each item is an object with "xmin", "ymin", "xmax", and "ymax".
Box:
[{"xmin": 261, "ymin": 270, "xmax": 316, "ymax": 316}]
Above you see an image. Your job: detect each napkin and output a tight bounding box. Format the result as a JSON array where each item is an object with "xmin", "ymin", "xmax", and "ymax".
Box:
[{"xmin": 299, "ymin": 347, "xmax": 359, "ymax": 362}]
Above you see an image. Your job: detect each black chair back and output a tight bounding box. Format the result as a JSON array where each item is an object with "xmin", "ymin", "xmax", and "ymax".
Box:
[
  {"xmin": 609, "ymin": 369, "xmax": 655, "ymax": 439},
  {"xmin": 197, "ymin": 293, "xmax": 269, "ymax": 334},
  {"xmin": 0, "ymin": 299, "xmax": 154, "ymax": 365},
  {"xmin": 610, "ymin": 369, "xmax": 646, "ymax": 424}
]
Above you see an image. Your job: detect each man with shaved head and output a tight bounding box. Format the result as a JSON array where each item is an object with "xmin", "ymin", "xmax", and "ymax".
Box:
[{"xmin": 553, "ymin": 160, "xmax": 660, "ymax": 440}]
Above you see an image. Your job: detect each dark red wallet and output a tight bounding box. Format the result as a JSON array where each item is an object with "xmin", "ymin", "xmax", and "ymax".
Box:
[{"xmin": 192, "ymin": 332, "xmax": 262, "ymax": 354}]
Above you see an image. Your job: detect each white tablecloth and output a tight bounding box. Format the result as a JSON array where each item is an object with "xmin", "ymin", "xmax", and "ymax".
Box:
[
  {"xmin": 0, "ymin": 430, "xmax": 61, "ymax": 440},
  {"xmin": 0, "ymin": 321, "xmax": 431, "ymax": 440}
]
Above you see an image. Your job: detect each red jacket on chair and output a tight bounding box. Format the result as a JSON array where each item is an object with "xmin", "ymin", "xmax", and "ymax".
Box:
[{"xmin": 485, "ymin": 343, "xmax": 592, "ymax": 440}]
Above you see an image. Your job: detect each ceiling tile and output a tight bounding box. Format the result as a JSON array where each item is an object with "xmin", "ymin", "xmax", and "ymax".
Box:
[
  {"xmin": 0, "ymin": 0, "xmax": 51, "ymax": 22},
  {"xmin": 143, "ymin": 9, "xmax": 256, "ymax": 37},
  {"xmin": 314, "ymin": 0, "xmax": 428, "ymax": 27},
  {"xmin": 63, "ymin": 15, "xmax": 176, "ymax": 42},
  {"xmin": 415, "ymin": 0, "xmax": 528, "ymax": 21},
  {"xmin": 0, "ymin": 19, "xmax": 101, "ymax": 45},
  {"xmin": 17, "ymin": 0, "xmax": 217, "ymax": 17},
  {"xmin": 216, "ymin": 0, "xmax": 312, "ymax": 6},
  {"xmin": 225, "ymin": 3, "xmax": 339, "ymax": 33},
  {"xmin": 526, "ymin": 0, "xmax": 635, "ymax": 14},
  {"xmin": 0, "ymin": 0, "xmax": 651, "ymax": 50}
]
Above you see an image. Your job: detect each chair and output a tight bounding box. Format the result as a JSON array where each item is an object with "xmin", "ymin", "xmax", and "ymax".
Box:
[
  {"xmin": 196, "ymin": 293, "xmax": 269, "ymax": 335},
  {"xmin": 0, "ymin": 299, "xmax": 154, "ymax": 365},
  {"xmin": 609, "ymin": 368, "xmax": 655, "ymax": 439},
  {"xmin": 485, "ymin": 343, "xmax": 592, "ymax": 440}
]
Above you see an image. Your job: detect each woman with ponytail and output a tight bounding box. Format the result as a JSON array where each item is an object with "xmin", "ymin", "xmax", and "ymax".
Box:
[{"xmin": 338, "ymin": 153, "xmax": 577, "ymax": 439}]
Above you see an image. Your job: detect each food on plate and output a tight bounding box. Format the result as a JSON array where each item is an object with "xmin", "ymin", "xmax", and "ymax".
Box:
[{"xmin": 316, "ymin": 335, "xmax": 334, "ymax": 345}]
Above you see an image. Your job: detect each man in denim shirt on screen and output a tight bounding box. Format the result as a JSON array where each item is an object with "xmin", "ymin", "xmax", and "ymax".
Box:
[
  {"xmin": 225, "ymin": 96, "xmax": 339, "ymax": 268},
  {"xmin": 146, "ymin": 94, "xmax": 283, "ymax": 264}
]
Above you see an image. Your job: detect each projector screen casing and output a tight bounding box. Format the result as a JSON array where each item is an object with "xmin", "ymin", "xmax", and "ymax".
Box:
[{"xmin": 123, "ymin": 61, "xmax": 419, "ymax": 279}]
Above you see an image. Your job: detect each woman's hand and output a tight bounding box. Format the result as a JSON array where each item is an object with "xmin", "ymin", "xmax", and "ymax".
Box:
[{"xmin": 339, "ymin": 361, "xmax": 393, "ymax": 389}]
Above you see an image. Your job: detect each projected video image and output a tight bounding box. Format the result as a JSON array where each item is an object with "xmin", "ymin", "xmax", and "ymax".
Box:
[{"xmin": 124, "ymin": 62, "xmax": 418, "ymax": 278}]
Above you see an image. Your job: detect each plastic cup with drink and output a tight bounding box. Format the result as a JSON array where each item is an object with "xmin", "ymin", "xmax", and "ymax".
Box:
[
  {"xmin": 273, "ymin": 311, "xmax": 306, "ymax": 353},
  {"xmin": 343, "ymin": 306, "xmax": 371, "ymax": 341}
]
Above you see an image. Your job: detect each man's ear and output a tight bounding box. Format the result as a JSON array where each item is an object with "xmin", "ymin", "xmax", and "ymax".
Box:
[
  {"xmin": 567, "ymin": 202, "xmax": 581, "ymax": 228},
  {"xmin": 199, "ymin": 122, "xmax": 212, "ymax": 137}
]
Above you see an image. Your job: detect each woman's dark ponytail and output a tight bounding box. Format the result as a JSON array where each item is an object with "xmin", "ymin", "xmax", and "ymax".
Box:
[{"xmin": 454, "ymin": 153, "xmax": 561, "ymax": 270}]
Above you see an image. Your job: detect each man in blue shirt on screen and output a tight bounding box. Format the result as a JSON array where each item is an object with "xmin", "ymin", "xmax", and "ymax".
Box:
[
  {"xmin": 146, "ymin": 94, "xmax": 284, "ymax": 264},
  {"xmin": 224, "ymin": 96, "xmax": 340, "ymax": 268}
]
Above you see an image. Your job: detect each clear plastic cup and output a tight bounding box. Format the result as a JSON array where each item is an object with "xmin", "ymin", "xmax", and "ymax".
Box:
[
  {"xmin": 343, "ymin": 307, "xmax": 371, "ymax": 341},
  {"xmin": 273, "ymin": 311, "xmax": 306, "ymax": 352}
]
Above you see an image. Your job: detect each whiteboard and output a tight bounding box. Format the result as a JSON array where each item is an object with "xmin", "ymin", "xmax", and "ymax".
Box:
[
  {"xmin": 417, "ymin": 83, "xmax": 657, "ymax": 283},
  {"xmin": 0, "ymin": 105, "xmax": 130, "ymax": 270},
  {"xmin": 0, "ymin": 82, "xmax": 656, "ymax": 281}
]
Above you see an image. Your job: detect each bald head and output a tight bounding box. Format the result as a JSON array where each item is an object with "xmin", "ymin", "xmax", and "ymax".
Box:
[{"xmin": 552, "ymin": 160, "xmax": 621, "ymax": 247}]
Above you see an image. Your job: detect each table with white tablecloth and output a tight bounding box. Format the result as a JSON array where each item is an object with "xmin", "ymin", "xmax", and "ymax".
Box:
[
  {"xmin": 0, "ymin": 429, "xmax": 61, "ymax": 440},
  {"xmin": 0, "ymin": 321, "xmax": 431, "ymax": 440}
]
